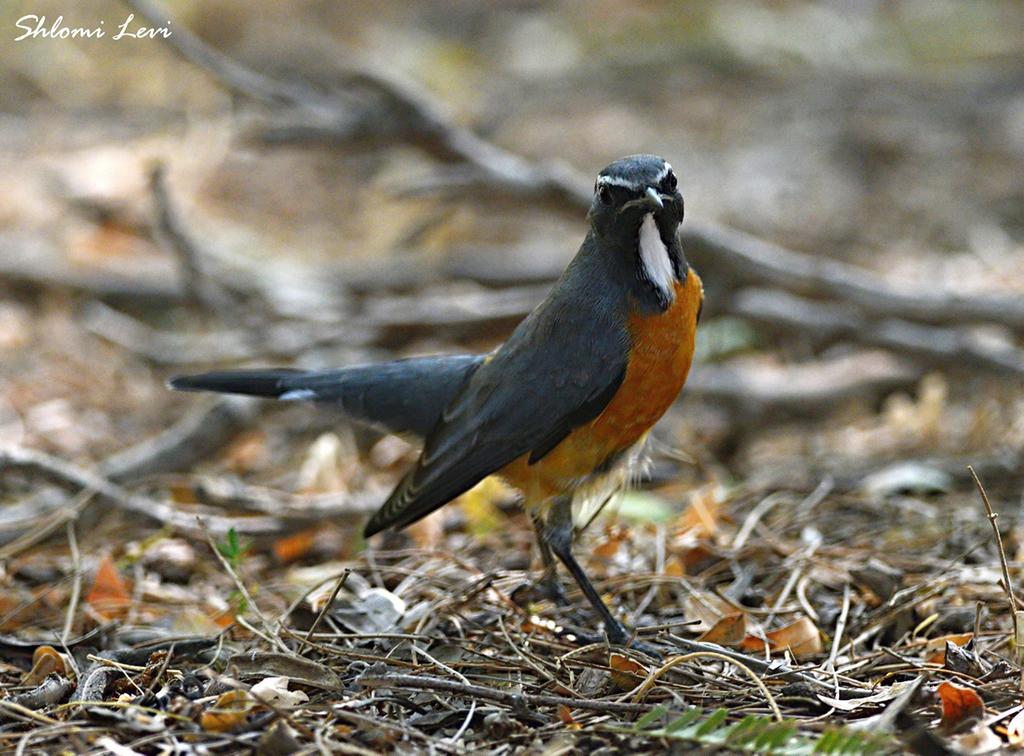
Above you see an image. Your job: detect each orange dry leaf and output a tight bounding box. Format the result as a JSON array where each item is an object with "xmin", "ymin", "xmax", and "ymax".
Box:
[
  {"xmin": 742, "ymin": 617, "xmax": 823, "ymax": 658},
  {"xmin": 166, "ymin": 483, "xmax": 198, "ymax": 504},
  {"xmin": 558, "ymin": 704, "xmax": 580, "ymax": 729},
  {"xmin": 609, "ymin": 653, "xmax": 646, "ymax": 691},
  {"xmin": 698, "ymin": 613, "xmax": 747, "ymax": 647},
  {"xmin": 272, "ymin": 529, "xmax": 318, "ymax": 563},
  {"xmin": 85, "ymin": 554, "xmax": 132, "ymax": 619},
  {"xmin": 938, "ymin": 681, "xmax": 984, "ymax": 732},
  {"xmin": 924, "ymin": 633, "xmax": 973, "ymax": 665},
  {"xmin": 22, "ymin": 646, "xmax": 65, "ymax": 685},
  {"xmin": 675, "ymin": 485, "xmax": 721, "ymax": 537},
  {"xmin": 594, "ymin": 528, "xmax": 628, "ymax": 560},
  {"xmin": 200, "ymin": 690, "xmax": 253, "ymax": 732},
  {"xmin": 663, "ymin": 557, "xmax": 685, "ymax": 577},
  {"xmin": 223, "ymin": 431, "xmax": 268, "ymax": 473}
]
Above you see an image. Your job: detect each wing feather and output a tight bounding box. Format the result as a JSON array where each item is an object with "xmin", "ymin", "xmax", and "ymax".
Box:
[{"xmin": 364, "ymin": 287, "xmax": 630, "ymax": 537}]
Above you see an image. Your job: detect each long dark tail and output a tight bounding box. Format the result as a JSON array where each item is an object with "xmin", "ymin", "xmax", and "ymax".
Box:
[{"xmin": 168, "ymin": 355, "xmax": 484, "ymax": 438}]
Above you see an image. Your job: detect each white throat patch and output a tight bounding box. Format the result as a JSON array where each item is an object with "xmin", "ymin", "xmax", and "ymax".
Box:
[{"xmin": 638, "ymin": 213, "xmax": 676, "ymax": 302}]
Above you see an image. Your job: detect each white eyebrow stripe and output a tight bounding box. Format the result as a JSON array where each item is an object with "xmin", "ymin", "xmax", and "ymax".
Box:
[
  {"xmin": 596, "ymin": 174, "xmax": 642, "ymax": 189},
  {"xmin": 596, "ymin": 162, "xmax": 673, "ymax": 190}
]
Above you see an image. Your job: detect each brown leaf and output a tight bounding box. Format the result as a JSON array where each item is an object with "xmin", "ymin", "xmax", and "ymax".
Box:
[
  {"xmin": 223, "ymin": 431, "xmax": 269, "ymax": 473},
  {"xmin": 593, "ymin": 528, "xmax": 628, "ymax": 560},
  {"xmin": 200, "ymin": 690, "xmax": 253, "ymax": 732},
  {"xmin": 924, "ymin": 633, "xmax": 973, "ymax": 664},
  {"xmin": 557, "ymin": 704, "xmax": 580, "ymax": 728},
  {"xmin": 85, "ymin": 554, "xmax": 132, "ymax": 619},
  {"xmin": 938, "ymin": 681, "xmax": 984, "ymax": 733},
  {"xmin": 742, "ymin": 617, "xmax": 823, "ymax": 658},
  {"xmin": 272, "ymin": 529, "xmax": 318, "ymax": 564},
  {"xmin": 698, "ymin": 613, "xmax": 747, "ymax": 646},
  {"xmin": 22, "ymin": 645, "xmax": 65, "ymax": 685},
  {"xmin": 663, "ymin": 557, "xmax": 685, "ymax": 577},
  {"xmin": 675, "ymin": 484, "xmax": 722, "ymax": 537},
  {"xmin": 609, "ymin": 653, "xmax": 646, "ymax": 691}
]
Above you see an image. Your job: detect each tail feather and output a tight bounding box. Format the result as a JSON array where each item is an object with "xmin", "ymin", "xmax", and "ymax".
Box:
[
  {"xmin": 167, "ymin": 370, "xmax": 303, "ymax": 397},
  {"xmin": 168, "ymin": 355, "xmax": 483, "ymax": 438}
]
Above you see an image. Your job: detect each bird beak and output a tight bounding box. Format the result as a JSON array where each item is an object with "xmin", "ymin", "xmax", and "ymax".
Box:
[{"xmin": 644, "ymin": 186, "xmax": 664, "ymax": 209}]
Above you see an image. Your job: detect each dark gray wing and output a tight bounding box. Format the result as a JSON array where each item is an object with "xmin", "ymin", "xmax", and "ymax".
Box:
[{"xmin": 364, "ymin": 298, "xmax": 629, "ymax": 536}]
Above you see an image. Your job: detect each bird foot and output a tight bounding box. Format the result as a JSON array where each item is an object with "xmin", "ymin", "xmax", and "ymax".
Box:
[{"xmin": 556, "ymin": 621, "xmax": 664, "ymax": 658}]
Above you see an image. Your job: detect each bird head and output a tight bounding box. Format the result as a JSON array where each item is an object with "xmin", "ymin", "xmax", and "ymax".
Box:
[
  {"xmin": 588, "ymin": 154, "xmax": 683, "ymax": 242},
  {"xmin": 587, "ymin": 155, "xmax": 686, "ymax": 310}
]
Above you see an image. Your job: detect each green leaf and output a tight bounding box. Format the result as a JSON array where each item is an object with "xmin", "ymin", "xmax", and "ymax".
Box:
[
  {"xmin": 664, "ymin": 708, "xmax": 703, "ymax": 733},
  {"xmin": 634, "ymin": 705, "xmax": 669, "ymax": 730}
]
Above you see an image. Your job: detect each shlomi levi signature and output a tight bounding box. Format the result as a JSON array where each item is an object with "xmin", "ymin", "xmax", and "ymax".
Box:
[{"xmin": 14, "ymin": 13, "xmax": 171, "ymax": 41}]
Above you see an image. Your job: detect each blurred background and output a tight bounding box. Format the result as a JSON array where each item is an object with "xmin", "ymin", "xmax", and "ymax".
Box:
[{"xmin": 3, "ymin": 0, "xmax": 1024, "ymax": 542}]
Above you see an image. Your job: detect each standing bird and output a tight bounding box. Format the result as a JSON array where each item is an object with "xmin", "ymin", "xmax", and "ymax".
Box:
[{"xmin": 170, "ymin": 154, "xmax": 703, "ymax": 645}]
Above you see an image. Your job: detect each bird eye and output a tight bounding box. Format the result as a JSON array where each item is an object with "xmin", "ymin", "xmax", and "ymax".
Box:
[
  {"xmin": 661, "ymin": 171, "xmax": 677, "ymax": 193},
  {"xmin": 598, "ymin": 184, "xmax": 613, "ymax": 205}
]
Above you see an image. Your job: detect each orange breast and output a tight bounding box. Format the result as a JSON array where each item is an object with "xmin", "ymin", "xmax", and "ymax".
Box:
[{"xmin": 499, "ymin": 268, "xmax": 703, "ymax": 505}]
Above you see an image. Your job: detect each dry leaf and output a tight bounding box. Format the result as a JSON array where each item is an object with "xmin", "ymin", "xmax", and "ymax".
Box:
[
  {"xmin": 557, "ymin": 704, "xmax": 580, "ymax": 729},
  {"xmin": 938, "ymin": 681, "xmax": 984, "ymax": 732},
  {"xmin": 675, "ymin": 484, "xmax": 722, "ymax": 537},
  {"xmin": 223, "ymin": 431, "xmax": 269, "ymax": 473},
  {"xmin": 297, "ymin": 432, "xmax": 358, "ymax": 493},
  {"xmin": 250, "ymin": 676, "xmax": 309, "ymax": 708},
  {"xmin": 742, "ymin": 617, "xmax": 823, "ymax": 658},
  {"xmin": 683, "ymin": 591, "xmax": 741, "ymax": 633},
  {"xmin": 201, "ymin": 690, "xmax": 253, "ymax": 732},
  {"xmin": 609, "ymin": 653, "xmax": 646, "ymax": 691},
  {"xmin": 22, "ymin": 645, "xmax": 65, "ymax": 685},
  {"xmin": 924, "ymin": 633, "xmax": 973, "ymax": 664},
  {"xmin": 594, "ymin": 527, "xmax": 628, "ymax": 560},
  {"xmin": 86, "ymin": 554, "xmax": 132, "ymax": 619},
  {"xmin": 663, "ymin": 557, "xmax": 685, "ymax": 577},
  {"xmin": 698, "ymin": 613, "xmax": 747, "ymax": 647},
  {"xmin": 273, "ymin": 529, "xmax": 319, "ymax": 564}
]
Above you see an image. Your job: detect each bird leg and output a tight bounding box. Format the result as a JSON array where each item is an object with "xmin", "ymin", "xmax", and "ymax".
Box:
[
  {"xmin": 531, "ymin": 514, "xmax": 571, "ymax": 607},
  {"xmin": 542, "ymin": 496, "xmax": 631, "ymax": 646}
]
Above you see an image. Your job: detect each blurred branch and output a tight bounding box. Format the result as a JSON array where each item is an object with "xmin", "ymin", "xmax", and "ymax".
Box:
[
  {"xmin": 686, "ymin": 351, "xmax": 922, "ymax": 421},
  {"xmin": 125, "ymin": 0, "xmax": 331, "ymax": 109},
  {"xmin": 733, "ymin": 288, "xmax": 1024, "ymax": 377},
  {"xmin": 0, "ymin": 443, "xmax": 378, "ymax": 537},
  {"xmin": 100, "ymin": 397, "xmax": 259, "ymax": 483},
  {"xmin": 0, "ymin": 233, "xmax": 185, "ymax": 305},
  {"xmin": 81, "ymin": 301, "xmax": 373, "ymax": 364},
  {"xmin": 0, "ymin": 443, "xmax": 279, "ymax": 536},
  {"xmin": 687, "ymin": 225, "xmax": 1024, "ymax": 333},
  {"xmin": 149, "ymin": 163, "xmax": 240, "ymax": 315}
]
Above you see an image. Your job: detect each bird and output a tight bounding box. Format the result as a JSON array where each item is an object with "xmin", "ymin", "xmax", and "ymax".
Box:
[{"xmin": 169, "ymin": 154, "xmax": 703, "ymax": 646}]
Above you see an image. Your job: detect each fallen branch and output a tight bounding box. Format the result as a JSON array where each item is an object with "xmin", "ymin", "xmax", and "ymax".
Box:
[
  {"xmin": 733, "ymin": 288, "xmax": 1024, "ymax": 377},
  {"xmin": 357, "ymin": 671, "xmax": 655, "ymax": 715},
  {"xmin": 688, "ymin": 223, "xmax": 1024, "ymax": 332},
  {"xmin": 100, "ymin": 396, "xmax": 260, "ymax": 483},
  {"xmin": 149, "ymin": 164, "xmax": 241, "ymax": 316},
  {"xmin": 81, "ymin": 300, "xmax": 373, "ymax": 365},
  {"xmin": 0, "ymin": 232, "xmax": 184, "ymax": 305},
  {"xmin": 686, "ymin": 350, "xmax": 921, "ymax": 421},
  {"xmin": 0, "ymin": 443, "xmax": 376, "ymax": 536}
]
